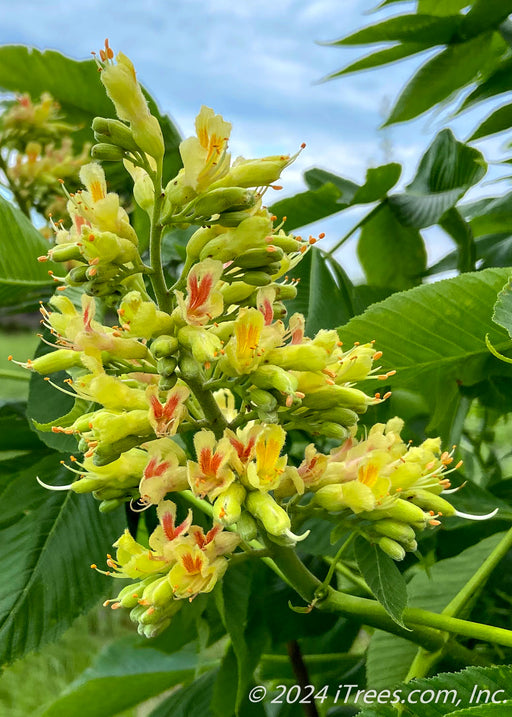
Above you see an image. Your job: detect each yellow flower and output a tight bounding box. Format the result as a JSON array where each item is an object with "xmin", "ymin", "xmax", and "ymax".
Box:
[
  {"xmin": 246, "ymin": 424, "xmax": 288, "ymax": 492},
  {"xmin": 179, "ymin": 106, "xmax": 232, "ymax": 192}
]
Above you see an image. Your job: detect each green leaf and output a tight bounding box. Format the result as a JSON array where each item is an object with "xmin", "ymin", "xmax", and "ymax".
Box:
[
  {"xmin": 338, "ymin": 268, "xmax": 512, "ymax": 438},
  {"xmin": 439, "ymin": 207, "xmax": 476, "ymax": 273},
  {"xmin": 0, "ymin": 453, "xmax": 125, "ymax": 665},
  {"xmin": 287, "ymin": 248, "xmax": 357, "ymax": 336},
  {"xmin": 323, "ymin": 43, "xmax": 430, "ymax": 80},
  {"xmin": 460, "ymin": 0, "xmax": 512, "ymax": 39},
  {"xmin": 418, "ymin": 0, "xmax": 470, "ymax": 16},
  {"xmin": 366, "ymin": 532, "xmax": 507, "ymax": 690},
  {"xmin": 217, "ymin": 563, "xmax": 270, "ymax": 711},
  {"xmin": 388, "ymin": 129, "xmax": 486, "ymax": 228},
  {"xmin": 0, "ymin": 401, "xmax": 45, "ymax": 453},
  {"xmin": 367, "ymin": 664, "xmax": 512, "ymax": 716},
  {"xmin": 357, "ymin": 201, "xmax": 426, "ymax": 288},
  {"xmin": 426, "ymin": 233, "xmax": 512, "ymax": 276},
  {"xmin": 350, "ymin": 163, "xmax": 402, "ymax": 204},
  {"xmin": 0, "ymin": 195, "xmax": 63, "ymax": 308},
  {"xmin": 354, "ymin": 536, "xmax": 408, "ymax": 627},
  {"xmin": 269, "ymin": 183, "xmax": 347, "ymax": 232},
  {"xmin": 33, "ymin": 397, "xmax": 94, "ymax": 433},
  {"xmin": 39, "ymin": 638, "xmax": 196, "ymax": 717},
  {"xmin": 385, "ymin": 33, "xmax": 495, "ymax": 125},
  {"xmin": 492, "ymin": 276, "xmax": 512, "ymax": 337},
  {"xmin": 458, "ymin": 57, "xmax": 512, "ymax": 113},
  {"xmin": 464, "ymin": 192, "xmax": 512, "ymax": 237},
  {"xmin": 329, "ymin": 14, "xmax": 461, "ymax": 46},
  {"xmin": 470, "ymin": 102, "xmax": 512, "ymax": 140},
  {"xmin": 149, "ymin": 668, "xmax": 218, "ymax": 717}
]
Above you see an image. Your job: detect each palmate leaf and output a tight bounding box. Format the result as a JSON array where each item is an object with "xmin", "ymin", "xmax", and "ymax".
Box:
[
  {"xmin": 0, "ymin": 194, "xmax": 62, "ymax": 309},
  {"xmin": 0, "ymin": 452, "xmax": 124, "ymax": 665},
  {"xmin": 338, "ymin": 268, "xmax": 512, "ymax": 439},
  {"xmin": 286, "ymin": 248, "xmax": 359, "ymax": 335},
  {"xmin": 322, "ymin": 43, "xmax": 431, "ymax": 81},
  {"xmin": 357, "ymin": 201, "xmax": 427, "ymax": 288},
  {"xmin": 39, "ymin": 638, "xmax": 197, "ymax": 717},
  {"xmin": 366, "ymin": 532, "xmax": 507, "ymax": 691},
  {"xmin": 384, "ymin": 32, "xmax": 495, "ymax": 125},
  {"xmin": 328, "ymin": 14, "xmax": 462, "ymax": 46},
  {"xmin": 354, "ymin": 536, "xmax": 408, "ymax": 627},
  {"xmin": 457, "ymin": 57, "xmax": 512, "ymax": 113},
  {"xmin": 470, "ymin": 102, "xmax": 512, "ymax": 140},
  {"xmin": 388, "ymin": 129, "xmax": 486, "ymax": 229},
  {"xmin": 360, "ymin": 664, "xmax": 512, "ymax": 716},
  {"xmin": 492, "ymin": 276, "xmax": 512, "ymax": 338},
  {"xmin": 270, "ymin": 164, "xmax": 401, "ymax": 232}
]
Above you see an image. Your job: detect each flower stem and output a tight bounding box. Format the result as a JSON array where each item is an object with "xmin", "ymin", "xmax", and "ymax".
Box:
[{"xmin": 149, "ymin": 165, "xmax": 172, "ymax": 312}]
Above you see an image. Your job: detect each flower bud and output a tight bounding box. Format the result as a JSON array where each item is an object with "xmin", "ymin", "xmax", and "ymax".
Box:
[
  {"xmin": 241, "ymin": 270, "xmax": 272, "ymax": 286},
  {"xmin": 221, "ymin": 281, "xmax": 255, "ymax": 305},
  {"xmin": 178, "ymin": 326, "xmax": 222, "ymax": 364},
  {"xmin": 151, "ymin": 335, "xmax": 179, "ymax": 359},
  {"xmin": 302, "ymin": 385, "xmax": 372, "ymax": 413},
  {"xmin": 49, "ymin": 243, "xmax": 82, "ymax": 262},
  {"xmin": 92, "ymin": 116, "xmax": 141, "ymax": 152},
  {"xmin": 248, "ymin": 387, "xmax": 278, "ymax": 412},
  {"xmin": 361, "ymin": 499, "xmax": 428, "ymax": 527},
  {"xmin": 192, "ymin": 187, "xmax": 257, "ymax": 219},
  {"xmin": 212, "ymin": 154, "xmax": 295, "ymax": 189},
  {"xmin": 213, "ymin": 483, "xmax": 246, "ymax": 525},
  {"xmin": 29, "ymin": 348, "xmax": 83, "ymax": 374},
  {"xmin": 233, "ymin": 246, "xmax": 284, "ymax": 269},
  {"xmin": 373, "ymin": 519, "xmax": 416, "ymax": 544},
  {"xmin": 157, "ymin": 357, "xmax": 178, "ymax": 378},
  {"xmin": 246, "ymin": 490, "xmax": 291, "ymax": 537},
  {"xmin": 378, "ymin": 536, "xmax": 406, "ymax": 561},
  {"xmin": 407, "ymin": 489, "xmax": 456, "ymax": 517},
  {"xmin": 91, "ymin": 143, "xmax": 126, "ymax": 161},
  {"xmin": 236, "ymin": 510, "xmax": 258, "ymax": 541},
  {"xmin": 66, "ymin": 266, "xmax": 89, "ymax": 285},
  {"xmin": 266, "ymin": 344, "xmax": 328, "ymax": 372},
  {"xmin": 251, "ymin": 365, "xmax": 298, "ymax": 396},
  {"xmin": 316, "ymin": 423, "xmax": 350, "ymax": 441}
]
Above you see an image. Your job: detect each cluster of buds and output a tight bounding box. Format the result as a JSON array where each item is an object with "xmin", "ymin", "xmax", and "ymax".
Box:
[
  {"xmin": 0, "ymin": 93, "xmax": 90, "ymax": 218},
  {"xmin": 97, "ymin": 501, "xmax": 239, "ymax": 637},
  {"xmin": 14, "ymin": 41, "xmax": 484, "ymax": 638}
]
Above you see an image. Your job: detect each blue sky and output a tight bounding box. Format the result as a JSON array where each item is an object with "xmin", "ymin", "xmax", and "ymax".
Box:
[{"xmin": 0, "ymin": 0, "xmax": 509, "ymax": 277}]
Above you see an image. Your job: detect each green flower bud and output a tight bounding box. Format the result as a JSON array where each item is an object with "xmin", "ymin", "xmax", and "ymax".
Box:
[
  {"xmin": 378, "ymin": 536, "xmax": 406, "ymax": 561},
  {"xmin": 252, "ymin": 365, "xmax": 298, "ymax": 396},
  {"xmin": 302, "ymin": 385, "xmax": 371, "ymax": 413},
  {"xmin": 242, "ymin": 270, "xmax": 272, "ymax": 286},
  {"xmin": 29, "ymin": 348, "xmax": 83, "ymax": 374},
  {"xmin": 233, "ymin": 246, "xmax": 284, "ymax": 269},
  {"xmin": 271, "ymin": 234, "xmax": 302, "ymax": 253},
  {"xmin": 211, "ymin": 154, "xmax": 294, "ymax": 189},
  {"xmin": 213, "ymin": 208, "xmax": 256, "ymax": 227},
  {"xmin": 266, "ymin": 344, "xmax": 328, "ymax": 372},
  {"xmin": 361, "ymin": 499, "xmax": 428, "ymax": 528},
  {"xmin": 67, "ymin": 265, "xmax": 89, "ymax": 285},
  {"xmin": 157, "ymin": 357, "xmax": 178, "ymax": 378},
  {"xmin": 91, "ymin": 143, "xmax": 126, "ymax": 161},
  {"xmin": 407, "ymin": 489, "xmax": 456, "ymax": 517},
  {"xmin": 221, "ymin": 281, "xmax": 255, "ymax": 305},
  {"xmin": 273, "ymin": 283, "xmax": 298, "ymax": 301},
  {"xmin": 316, "ymin": 423, "xmax": 350, "ymax": 441},
  {"xmin": 178, "ymin": 326, "xmax": 222, "ymax": 364},
  {"xmin": 373, "ymin": 519, "xmax": 416, "ymax": 544},
  {"xmin": 246, "ymin": 490, "xmax": 291, "ymax": 537},
  {"xmin": 151, "ymin": 335, "xmax": 179, "ymax": 359},
  {"xmin": 49, "ymin": 243, "xmax": 82, "ymax": 262},
  {"xmin": 236, "ymin": 511, "xmax": 258, "ymax": 541},
  {"xmin": 316, "ymin": 407, "xmax": 359, "ymax": 426},
  {"xmin": 159, "ymin": 375, "xmax": 178, "ymax": 391},
  {"xmin": 213, "ymin": 483, "xmax": 246, "ymax": 525},
  {"xmin": 92, "ymin": 116, "xmax": 141, "ymax": 152},
  {"xmin": 99, "ymin": 498, "xmax": 125, "ymax": 513},
  {"xmin": 248, "ymin": 387, "xmax": 278, "ymax": 412},
  {"xmin": 192, "ymin": 187, "xmax": 257, "ymax": 219}
]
